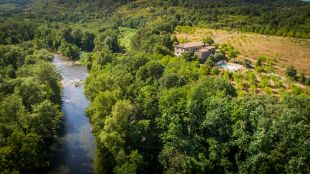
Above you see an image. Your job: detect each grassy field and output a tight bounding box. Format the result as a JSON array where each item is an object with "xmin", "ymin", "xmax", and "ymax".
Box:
[{"xmin": 175, "ymin": 26, "xmax": 310, "ymax": 76}]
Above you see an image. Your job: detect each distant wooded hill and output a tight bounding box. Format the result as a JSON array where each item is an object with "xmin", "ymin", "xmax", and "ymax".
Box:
[
  {"xmin": 0, "ymin": 0, "xmax": 309, "ymax": 38},
  {"xmin": 0, "ymin": 0, "xmax": 33, "ymax": 5}
]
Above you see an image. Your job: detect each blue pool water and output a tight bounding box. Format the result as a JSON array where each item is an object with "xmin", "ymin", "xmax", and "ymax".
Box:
[{"xmin": 220, "ymin": 63, "xmax": 228, "ymax": 68}]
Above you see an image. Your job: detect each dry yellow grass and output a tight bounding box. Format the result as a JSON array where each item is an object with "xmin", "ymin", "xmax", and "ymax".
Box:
[{"xmin": 176, "ymin": 27, "xmax": 310, "ymax": 76}]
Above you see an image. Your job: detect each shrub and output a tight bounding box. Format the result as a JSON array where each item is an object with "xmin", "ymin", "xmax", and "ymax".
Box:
[
  {"xmin": 205, "ymin": 58, "xmax": 215, "ymax": 67},
  {"xmin": 299, "ymin": 73, "xmax": 306, "ymax": 84},
  {"xmin": 181, "ymin": 52, "xmax": 195, "ymax": 61},
  {"xmin": 255, "ymin": 66, "xmax": 264, "ymax": 73},
  {"xmin": 306, "ymin": 78, "xmax": 310, "ymax": 86},
  {"xmin": 286, "ymin": 65, "xmax": 297, "ymax": 79},
  {"xmin": 228, "ymin": 50, "xmax": 240, "ymax": 61},
  {"xmin": 244, "ymin": 59, "xmax": 252, "ymax": 68},
  {"xmin": 202, "ymin": 36, "xmax": 214, "ymax": 45},
  {"xmin": 238, "ymin": 90, "xmax": 248, "ymax": 97},
  {"xmin": 264, "ymin": 65, "xmax": 274, "ymax": 73},
  {"xmin": 259, "ymin": 79, "xmax": 270, "ymax": 88},
  {"xmin": 249, "ymin": 84, "xmax": 257, "ymax": 94},
  {"xmin": 214, "ymin": 53, "xmax": 225, "ymax": 62},
  {"xmin": 213, "ymin": 43, "xmax": 220, "ymax": 49},
  {"xmin": 256, "ymin": 55, "xmax": 266, "ymax": 67},
  {"xmin": 274, "ymin": 79, "xmax": 283, "ymax": 88},
  {"xmin": 256, "ymin": 59, "xmax": 262, "ymax": 67},
  {"xmin": 264, "ymin": 86, "xmax": 273, "ymax": 94},
  {"xmin": 178, "ymin": 38, "xmax": 187, "ymax": 44},
  {"xmin": 278, "ymin": 87, "xmax": 286, "ymax": 97},
  {"xmin": 199, "ymin": 64, "xmax": 211, "ymax": 76},
  {"xmin": 210, "ymin": 67, "xmax": 219, "ymax": 75},
  {"xmin": 246, "ymin": 71, "xmax": 257, "ymax": 84},
  {"xmin": 222, "ymin": 71, "xmax": 232, "ymax": 80},
  {"xmin": 233, "ymin": 72, "xmax": 243, "ymax": 81},
  {"xmin": 291, "ymin": 85, "xmax": 303, "ymax": 95}
]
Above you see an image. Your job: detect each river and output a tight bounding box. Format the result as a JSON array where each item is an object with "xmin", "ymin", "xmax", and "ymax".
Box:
[{"xmin": 48, "ymin": 54, "xmax": 95, "ymax": 174}]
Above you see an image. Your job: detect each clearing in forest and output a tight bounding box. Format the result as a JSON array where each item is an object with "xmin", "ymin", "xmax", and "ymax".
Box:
[{"xmin": 175, "ymin": 26, "xmax": 310, "ymax": 76}]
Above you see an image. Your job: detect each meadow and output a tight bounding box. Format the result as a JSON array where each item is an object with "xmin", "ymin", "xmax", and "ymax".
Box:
[{"xmin": 175, "ymin": 26, "xmax": 310, "ymax": 75}]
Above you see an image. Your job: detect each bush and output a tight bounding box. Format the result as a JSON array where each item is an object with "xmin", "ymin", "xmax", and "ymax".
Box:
[
  {"xmin": 286, "ymin": 65, "xmax": 297, "ymax": 79},
  {"xmin": 291, "ymin": 86, "xmax": 303, "ymax": 95},
  {"xmin": 232, "ymin": 72, "xmax": 243, "ymax": 82},
  {"xmin": 181, "ymin": 52, "xmax": 195, "ymax": 61},
  {"xmin": 228, "ymin": 50, "xmax": 240, "ymax": 61},
  {"xmin": 255, "ymin": 66, "xmax": 264, "ymax": 73},
  {"xmin": 256, "ymin": 59, "xmax": 262, "ymax": 67},
  {"xmin": 249, "ymin": 84, "xmax": 257, "ymax": 94},
  {"xmin": 210, "ymin": 67, "xmax": 219, "ymax": 75},
  {"xmin": 222, "ymin": 71, "xmax": 232, "ymax": 80},
  {"xmin": 299, "ymin": 73, "xmax": 306, "ymax": 84},
  {"xmin": 199, "ymin": 64, "xmax": 210, "ymax": 76},
  {"xmin": 306, "ymin": 78, "xmax": 310, "ymax": 86},
  {"xmin": 205, "ymin": 58, "xmax": 215, "ymax": 67},
  {"xmin": 274, "ymin": 79, "xmax": 283, "ymax": 88},
  {"xmin": 256, "ymin": 56, "xmax": 266, "ymax": 67},
  {"xmin": 243, "ymin": 59, "xmax": 252, "ymax": 68},
  {"xmin": 214, "ymin": 53, "xmax": 225, "ymax": 62},
  {"xmin": 246, "ymin": 71, "xmax": 256, "ymax": 84},
  {"xmin": 238, "ymin": 90, "xmax": 248, "ymax": 97},
  {"xmin": 264, "ymin": 65, "xmax": 274, "ymax": 73},
  {"xmin": 202, "ymin": 36, "xmax": 214, "ymax": 45},
  {"xmin": 259, "ymin": 79, "xmax": 270, "ymax": 88},
  {"xmin": 264, "ymin": 86, "xmax": 273, "ymax": 94}
]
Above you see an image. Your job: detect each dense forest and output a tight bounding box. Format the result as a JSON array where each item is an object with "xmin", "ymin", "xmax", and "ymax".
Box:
[
  {"xmin": 0, "ymin": 0, "xmax": 310, "ymax": 173},
  {"xmin": 84, "ymin": 51, "xmax": 310, "ymax": 173},
  {"xmin": 0, "ymin": 43, "xmax": 62, "ymax": 173},
  {"xmin": 1, "ymin": 0, "xmax": 309, "ymax": 38}
]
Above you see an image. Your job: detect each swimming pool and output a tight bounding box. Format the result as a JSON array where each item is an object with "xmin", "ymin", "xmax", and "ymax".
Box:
[
  {"xmin": 220, "ymin": 63, "xmax": 228, "ymax": 68},
  {"xmin": 218, "ymin": 63, "xmax": 243, "ymax": 72}
]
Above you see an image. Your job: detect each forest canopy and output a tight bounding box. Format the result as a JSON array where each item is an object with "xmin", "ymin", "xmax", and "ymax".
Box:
[
  {"xmin": 83, "ymin": 51, "xmax": 310, "ymax": 174},
  {"xmin": 0, "ymin": 43, "xmax": 62, "ymax": 173},
  {"xmin": 1, "ymin": 0, "xmax": 308, "ymax": 38}
]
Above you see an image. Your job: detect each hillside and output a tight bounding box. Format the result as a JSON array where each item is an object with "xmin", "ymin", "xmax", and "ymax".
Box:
[
  {"xmin": 175, "ymin": 26, "xmax": 310, "ymax": 75},
  {"xmin": 1, "ymin": 0, "xmax": 309, "ymax": 38}
]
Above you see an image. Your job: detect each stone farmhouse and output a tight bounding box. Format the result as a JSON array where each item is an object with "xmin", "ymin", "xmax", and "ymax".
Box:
[{"xmin": 174, "ymin": 41, "xmax": 216, "ymax": 61}]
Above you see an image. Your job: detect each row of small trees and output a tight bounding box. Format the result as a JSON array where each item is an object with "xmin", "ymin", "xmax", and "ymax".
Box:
[{"xmin": 286, "ymin": 65, "xmax": 310, "ymax": 85}]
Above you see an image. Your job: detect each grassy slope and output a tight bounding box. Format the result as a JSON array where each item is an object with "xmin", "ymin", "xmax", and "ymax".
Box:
[
  {"xmin": 175, "ymin": 26, "xmax": 310, "ymax": 96},
  {"xmin": 175, "ymin": 27, "xmax": 310, "ymax": 76}
]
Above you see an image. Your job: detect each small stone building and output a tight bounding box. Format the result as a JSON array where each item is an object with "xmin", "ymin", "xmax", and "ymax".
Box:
[
  {"xmin": 174, "ymin": 42, "xmax": 205, "ymax": 57},
  {"xmin": 194, "ymin": 46, "xmax": 217, "ymax": 61},
  {"xmin": 174, "ymin": 42, "xmax": 216, "ymax": 61}
]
